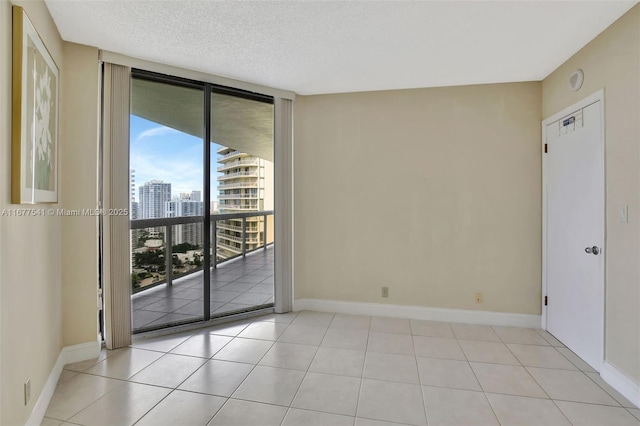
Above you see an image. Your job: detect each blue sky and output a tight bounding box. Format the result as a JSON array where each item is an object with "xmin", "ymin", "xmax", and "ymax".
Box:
[{"xmin": 130, "ymin": 115, "xmax": 221, "ymax": 202}]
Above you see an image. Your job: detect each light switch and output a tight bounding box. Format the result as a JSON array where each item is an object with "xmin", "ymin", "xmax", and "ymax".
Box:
[{"xmin": 619, "ymin": 205, "xmax": 628, "ymax": 223}]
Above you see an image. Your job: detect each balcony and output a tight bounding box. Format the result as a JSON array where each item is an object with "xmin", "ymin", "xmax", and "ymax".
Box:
[
  {"xmin": 218, "ymin": 232, "xmax": 260, "ymax": 244},
  {"xmin": 217, "ymin": 158, "xmax": 259, "ymax": 171},
  {"xmin": 217, "ymin": 240, "xmax": 242, "ymax": 253},
  {"xmin": 217, "ymin": 171, "xmax": 259, "ymax": 181},
  {"xmin": 216, "ymin": 146, "xmax": 234, "ymax": 154},
  {"xmin": 131, "ymin": 245, "xmax": 274, "ymax": 331},
  {"xmin": 218, "ymin": 193, "xmax": 259, "ymax": 200},
  {"xmin": 219, "ymin": 204, "xmax": 259, "ymax": 211},
  {"xmin": 218, "ymin": 181, "xmax": 259, "ymax": 190},
  {"xmin": 217, "ymin": 221, "xmax": 258, "ymax": 233},
  {"xmin": 130, "ymin": 210, "xmax": 274, "ymax": 332},
  {"xmin": 217, "ymin": 150, "xmax": 247, "ymax": 161}
]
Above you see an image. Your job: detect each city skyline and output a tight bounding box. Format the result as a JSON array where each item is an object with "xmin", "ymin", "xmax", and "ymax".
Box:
[{"xmin": 130, "ymin": 114, "xmax": 222, "ymax": 200}]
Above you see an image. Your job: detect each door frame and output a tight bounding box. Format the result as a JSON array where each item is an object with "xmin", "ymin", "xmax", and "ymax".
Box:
[{"xmin": 541, "ymin": 89, "xmax": 605, "ymax": 369}]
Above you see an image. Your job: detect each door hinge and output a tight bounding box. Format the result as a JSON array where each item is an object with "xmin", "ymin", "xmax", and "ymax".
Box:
[
  {"xmin": 544, "ymin": 144, "xmax": 548, "ymax": 153},
  {"xmin": 544, "ymin": 296, "xmax": 548, "ymax": 306}
]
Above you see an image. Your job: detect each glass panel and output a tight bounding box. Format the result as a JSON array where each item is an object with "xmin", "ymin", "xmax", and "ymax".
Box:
[
  {"xmin": 131, "ymin": 226, "xmax": 166, "ymax": 294},
  {"xmin": 210, "ymin": 92, "xmax": 274, "ymax": 162},
  {"xmin": 130, "ymin": 78, "xmax": 204, "ymax": 332},
  {"xmin": 209, "ymin": 92, "xmax": 274, "ymax": 318}
]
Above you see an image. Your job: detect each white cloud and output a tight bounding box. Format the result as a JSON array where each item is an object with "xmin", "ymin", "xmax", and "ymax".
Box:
[{"xmin": 135, "ymin": 126, "xmax": 178, "ymax": 142}]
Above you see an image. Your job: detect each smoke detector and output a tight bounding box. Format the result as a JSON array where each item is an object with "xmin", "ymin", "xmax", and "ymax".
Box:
[{"xmin": 569, "ymin": 69, "xmax": 584, "ymax": 92}]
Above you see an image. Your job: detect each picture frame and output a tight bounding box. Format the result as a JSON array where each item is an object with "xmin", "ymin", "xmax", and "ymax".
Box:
[{"xmin": 12, "ymin": 6, "xmax": 59, "ymax": 204}]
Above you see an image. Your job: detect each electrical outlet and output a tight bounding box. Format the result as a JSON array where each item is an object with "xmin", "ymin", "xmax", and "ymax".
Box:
[
  {"xmin": 24, "ymin": 379, "xmax": 30, "ymax": 405},
  {"xmin": 475, "ymin": 293, "xmax": 483, "ymax": 304},
  {"xmin": 381, "ymin": 287, "xmax": 389, "ymax": 298}
]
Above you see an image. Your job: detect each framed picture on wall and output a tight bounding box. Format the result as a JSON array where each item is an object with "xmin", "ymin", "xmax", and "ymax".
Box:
[{"xmin": 12, "ymin": 5, "xmax": 59, "ymax": 204}]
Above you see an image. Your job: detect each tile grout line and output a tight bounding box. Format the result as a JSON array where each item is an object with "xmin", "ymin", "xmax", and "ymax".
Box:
[
  {"xmin": 583, "ymin": 370, "xmax": 635, "ymax": 408},
  {"xmin": 352, "ymin": 315, "xmax": 372, "ymax": 424},
  {"xmin": 185, "ymin": 320, "xmax": 280, "ymax": 425},
  {"xmin": 136, "ymin": 319, "xmax": 253, "ymax": 425},
  {"xmin": 219, "ymin": 362, "xmax": 286, "ymax": 420},
  {"xmin": 460, "ymin": 330, "xmax": 504, "ymax": 425},
  {"xmin": 209, "ymin": 313, "xmax": 299, "ymax": 424},
  {"xmin": 282, "ymin": 312, "xmax": 333, "ymax": 424},
  {"xmin": 45, "ymin": 374, "xmax": 126, "ymax": 423},
  {"xmin": 412, "ymin": 320, "xmax": 430, "ymax": 426},
  {"xmin": 53, "ymin": 312, "xmax": 635, "ymax": 426},
  {"xmin": 197, "ymin": 343, "xmax": 267, "ymax": 426},
  {"xmin": 99, "ymin": 343, "xmax": 209, "ymax": 424}
]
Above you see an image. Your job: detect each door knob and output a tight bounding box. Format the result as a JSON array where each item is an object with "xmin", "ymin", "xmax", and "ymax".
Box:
[{"xmin": 585, "ymin": 246, "xmax": 600, "ymax": 255}]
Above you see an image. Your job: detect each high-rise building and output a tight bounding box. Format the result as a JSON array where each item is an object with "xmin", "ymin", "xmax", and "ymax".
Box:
[
  {"xmin": 216, "ymin": 147, "xmax": 273, "ymax": 260},
  {"xmin": 130, "ymin": 170, "xmax": 140, "ymax": 250},
  {"xmin": 165, "ymin": 197, "xmax": 204, "ymax": 247},
  {"xmin": 179, "ymin": 190, "xmax": 201, "ymax": 202},
  {"xmin": 131, "ymin": 201, "xmax": 139, "ymax": 221},
  {"xmin": 139, "ymin": 180, "xmax": 171, "ymax": 219},
  {"xmin": 138, "ymin": 180, "xmax": 171, "ymax": 239},
  {"xmin": 130, "ymin": 169, "xmax": 136, "ymax": 215}
]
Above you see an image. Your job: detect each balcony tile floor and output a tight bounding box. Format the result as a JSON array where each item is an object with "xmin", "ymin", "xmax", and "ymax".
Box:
[
  {"xmin": 132, "ymin": 246, "xmax": 274, "ymax": 331},
  {"xmin": 44, "ymin": 311, "xmax": 639, "ymax": 426}
]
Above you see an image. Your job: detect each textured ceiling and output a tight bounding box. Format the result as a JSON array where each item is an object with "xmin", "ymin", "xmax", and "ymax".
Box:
[{"xmin": 45, "ymin": 1, "xmax": 637, "ymax": 95}]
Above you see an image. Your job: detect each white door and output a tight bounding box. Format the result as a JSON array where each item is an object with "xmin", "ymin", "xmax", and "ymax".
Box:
[{"xmin": 544, "ymin": 94, "xmax": 604, "ymax": 371}]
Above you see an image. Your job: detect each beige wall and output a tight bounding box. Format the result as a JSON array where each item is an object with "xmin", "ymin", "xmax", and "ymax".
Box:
[
  {"xmin": 60, "ymin": 42, "xmax": 100, "ymax": 347},
  {"xmin": 0, "ymin": 1, "xmax": 64, "ymax": 424},
  {"xmin": 543, "ymin": 5, "xmax": 640, "ymax": 384},
  {"xmin": 294, "ymin": 82, "xmax": 542, "ymax": 315},
  {"xmin": 0, "ymin": 2, "xmax": 100, "ymax": 423}
]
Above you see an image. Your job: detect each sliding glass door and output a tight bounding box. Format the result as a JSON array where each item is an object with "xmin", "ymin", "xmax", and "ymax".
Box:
[
  {"xmin": 209, "ymin": 90, "xmax": 275, "ymax": 318},
  {"xmin": 129, "ymin": 71, "xmax": 274, "ymax": 332}
]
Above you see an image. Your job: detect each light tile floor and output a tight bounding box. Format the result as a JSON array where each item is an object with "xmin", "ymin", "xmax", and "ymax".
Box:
[
  {"xmin": 132, "ymin": 247, "xmax": 274, "ymax": 331},
  {"xmin": 44, "ymin": 311, "xmax": 640, "ymax": 426}
]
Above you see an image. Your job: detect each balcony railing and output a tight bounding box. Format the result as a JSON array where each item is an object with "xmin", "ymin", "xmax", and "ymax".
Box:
[
  {"xmin": 218, "ymin": 171, "xmax": 259, "ymax": 181},
  {"xmin": 218, "ymin": 193, "xmax": 259, "ymax": 200},
  {"xmin": 217, "ymin": 241, "xmax": 242, "ymax": 253},
  {"xmin": 217, "ymin": 150, "xmax": 247, "ymax": 160},
  {"xmin": 219, "ymin": 204, "xmax": 259, "ymax": 210},
  {"xmin": 131, "ymin": 210, "xmax": 273, "ymax": 293},
  {"xmin": 217, "ymin": 158, "xmax": 259, "ymax": 171},
  {"xmin": 218, "ymin": 232, "xmax": 260, "ymax": 244},
  {"xmin": 217, "ymin": 221, "xmax": 259, "ymax": 233},
  {"xmin": 218, "ymin": 181, "xmax": 259, "ymax": 190}
]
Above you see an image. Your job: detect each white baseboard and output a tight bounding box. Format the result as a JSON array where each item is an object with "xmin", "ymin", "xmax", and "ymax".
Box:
[
  {"xmin": 62, "ymin": 341, "xmax": 102, "ymax": 365},
  {"xmin": 601, "ymin": 361, "xmax": 640, "ymax": 409},
  {"xmin": 294, "ymin": 298, "xmax": 541, "ymax": 328},
  {"xmin": 26, "ymin": 340, "xmax": 101, "ymax": 426}
]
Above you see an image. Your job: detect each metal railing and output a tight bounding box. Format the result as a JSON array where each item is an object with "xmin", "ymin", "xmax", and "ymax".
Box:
[
  {"xmin": 218, "ymin": 171, "xmax": 259, "ymax": 180},
  {"xmin": 131, "ymin": 210, "xmax": 273, "ymax": 292},
  {"xmin": 217, "ymin": 221, "xmax": 259, "ymax": 233},
  {"xmin": 218, "ymin": 182, "xmax": 259, "ymax": 190},
  {"xmin": 218, "ymin": 233, "xmax": 260, "ymax": 244},
  {"xmin": 217, "ymin": 240, "xmax": 243, "ymax": 254},
  {"xmin": 218, "ymin": 193, "xmax": 258, "ymax": 200},
  {"xmin": 219, "ymin": 204, "xmax": 259, "ymax": 210}
]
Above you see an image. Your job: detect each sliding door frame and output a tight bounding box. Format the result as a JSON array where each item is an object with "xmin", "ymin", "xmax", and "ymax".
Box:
[{"xmin": 124, "ymin": 67, "xmax": 292, "ymax": 332}]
